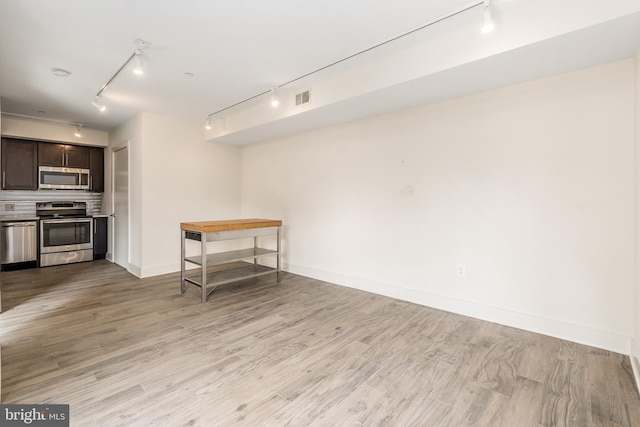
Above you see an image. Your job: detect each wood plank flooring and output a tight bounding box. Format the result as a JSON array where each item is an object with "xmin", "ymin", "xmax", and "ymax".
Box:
[{"xmin": 1, "ymin": 261, "xmax": 639, "ymax": 426}]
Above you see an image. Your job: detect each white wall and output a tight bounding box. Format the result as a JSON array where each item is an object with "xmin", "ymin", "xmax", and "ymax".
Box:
[
  {"xmin": 241, "ymin": 59, "xmax": 636, "ymax": 353},
  {"xmin": 108, "ymin": 114, "xmax": 144, "ymax": 269},
  {"xmin": 1, "ymin": 115, "xmax": 108, "ymax": 146},
  {"xmin": 109, "ymin": 113, "xmax": 242, "ymax": 277}
]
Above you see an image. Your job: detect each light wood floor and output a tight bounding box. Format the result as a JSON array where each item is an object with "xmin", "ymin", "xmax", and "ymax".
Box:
[{"xmin": 1, "ymin": 261, "xmax": 639, "ymax": 426}]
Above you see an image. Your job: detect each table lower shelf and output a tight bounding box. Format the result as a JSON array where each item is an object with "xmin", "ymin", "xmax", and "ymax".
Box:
[
  {"xmin": 184, "ymin": 247, "xmax": 277, "ymax": 267},
  {"xmin": 184, "ymin": 263, "xmax": 277, "ymax": 289}
]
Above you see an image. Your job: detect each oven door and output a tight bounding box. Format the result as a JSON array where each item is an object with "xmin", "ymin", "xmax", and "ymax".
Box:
[{"xmin": 40, "ymin": 217, "xmax": 93, "ymax": 254}]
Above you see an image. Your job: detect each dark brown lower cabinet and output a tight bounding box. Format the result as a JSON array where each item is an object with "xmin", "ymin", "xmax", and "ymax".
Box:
[{"xmin": 93, "ymin": 217, "xmax": 108, "ymax": 260}]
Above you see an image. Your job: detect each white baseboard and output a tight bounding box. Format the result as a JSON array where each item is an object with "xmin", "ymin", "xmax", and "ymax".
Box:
[
  {"xmin": 128, "ymin": 263, "xmax": 142, "ymax": 278},
  {"xmin": 139, "ymin": 262, "xmax": 199, "ymax": 278},
  {"xmin": 127, "ymin": 259, "xmax": 632, "ymax": 355},
  {"xmin": 285, "ymin": 263, "xmax": 632, "ymax": 355}
]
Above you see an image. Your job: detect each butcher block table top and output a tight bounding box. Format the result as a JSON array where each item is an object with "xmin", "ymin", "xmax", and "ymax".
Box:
[{"xmin": 180, "ymin": 218, "xmax": 282, "ymax": 233}]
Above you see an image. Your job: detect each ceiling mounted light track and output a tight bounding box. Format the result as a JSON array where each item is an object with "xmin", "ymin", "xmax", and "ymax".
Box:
[
  {"xmin": 204, "ymin": 1, "xmax": 495, "ymax": 125},
  {"xmin": 94, "ymin": 38, "xmax": 151, "ymax": 104}
]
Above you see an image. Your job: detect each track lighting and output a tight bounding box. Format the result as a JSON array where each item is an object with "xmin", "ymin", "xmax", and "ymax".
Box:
[
  {"xmin": 132, "ymin": 49, "xmax": 144, "ymax": 76},
  {"xmin": 270, "ymin": 88, "xmax": 280, "ymax": 108},
  {"xmin": 91, "ymin": 99, "xmax": 106, "ymax": 112},
  {"xmin": 482, "ymin": 0, "xmax": 495, "ymax": 33},
  {"xmin": 74, "ymin": 125, "xmax": 83, "ymax": 138},
  {"xmin": 205, "ymin": 118, "xmax": 212, "ymax": 130},
  {"xmin": 206, "ymin": 2, "xmax": 498, "ymax": 119},
  {"xmin": 94, "ymin": 38, "xmax": 151, "ymax": 106}
]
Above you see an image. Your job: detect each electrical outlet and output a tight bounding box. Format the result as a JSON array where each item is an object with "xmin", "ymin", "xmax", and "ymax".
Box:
[
  {"xmin": 5, "ymin": 203, "xmax": 15, "ymax": 211},
  {"xmin": 456, "ymin": 264, "xmax": 466, "ymax": 277}
]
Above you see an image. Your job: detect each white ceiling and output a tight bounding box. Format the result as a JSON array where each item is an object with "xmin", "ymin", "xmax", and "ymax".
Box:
[{"xmin": 1, "ymin": 0, "xmax": 640, "ymax": 135}]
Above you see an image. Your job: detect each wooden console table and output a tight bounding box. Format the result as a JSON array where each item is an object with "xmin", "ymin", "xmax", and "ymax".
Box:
[{"xmin": 180, "ymin": 219, "xmax": 282, "ymax": 303}]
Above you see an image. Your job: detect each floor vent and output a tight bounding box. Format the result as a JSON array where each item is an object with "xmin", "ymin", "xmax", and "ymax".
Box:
[{"xmin": 295, "ymin": 89, "xmax": 311, "ymax": 106}]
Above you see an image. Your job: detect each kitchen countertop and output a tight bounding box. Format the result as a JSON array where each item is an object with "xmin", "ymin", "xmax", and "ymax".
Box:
[
  {"xmin": 1, "ymin": 214, "xmax": 110, "ymax": 221},
  {"xmin": 0, "ymin": 215, "xmax": 39, "ymax": 222}
]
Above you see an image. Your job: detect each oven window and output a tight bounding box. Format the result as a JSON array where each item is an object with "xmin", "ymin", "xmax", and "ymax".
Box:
[{"xmin": 42, "ymin": 221, "xmax": 91, "ymax": 247}]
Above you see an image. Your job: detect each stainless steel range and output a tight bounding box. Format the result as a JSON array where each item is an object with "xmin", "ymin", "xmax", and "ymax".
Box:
[{"xmin": 37, "ymin": 201, "xmax": 93, "ymax": 267}]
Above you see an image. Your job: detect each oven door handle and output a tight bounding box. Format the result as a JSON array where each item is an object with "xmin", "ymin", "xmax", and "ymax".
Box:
[{"xmin": 41, "ymin": 218, "xmax": 92, "ymax": 224}]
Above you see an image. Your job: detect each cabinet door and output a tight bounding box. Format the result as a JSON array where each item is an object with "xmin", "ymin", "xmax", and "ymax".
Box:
[
  {"xmin": 1, "ymin": 138, "xmax": 38, "ymax": 190},
  {"xmin": 65, "ymin": 145, "xmax": 90, "ymax": 168},
  {"xmin": 38, "ymin": 143, "xmax": 90, "ymax": 168},
  {"xmin": 93, "ymin": 217, "xmax": 108, "ymax": 259},
  {"xmin": 89, "ymin": 147, "xmax": 104, "ymax": 192},
  {"xmin": 38, "ymin": 142, "xmax": 66, "ymax": 167}
]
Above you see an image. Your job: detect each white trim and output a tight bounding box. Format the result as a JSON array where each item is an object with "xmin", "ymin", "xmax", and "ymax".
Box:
[
  {"xmin": 111, "ymin": 142, "xmax": 130, "ymax": 271},
  {"xmin": 285, "ymin": 262, "xmax": 633, "ymax": 355},
  {"xmin": 139, "ymin": 263, "xmax": 183, "ymax": 278},
  {"xmin": 128, "ymin": 263, "xmax": 142, "ymax": 278}
]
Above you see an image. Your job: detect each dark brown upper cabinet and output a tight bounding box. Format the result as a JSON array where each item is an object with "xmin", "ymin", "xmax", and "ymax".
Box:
[
  {"xmin": 38, "ymin": 142, "xmax": 90, "ymax": 169},
  {"xmin": 1, "ymin": 138, "xmax": 38, "ymax": 190},
  {"xmin": 89, "ymin": 147, "xmax": 104, "ymax": 192}
]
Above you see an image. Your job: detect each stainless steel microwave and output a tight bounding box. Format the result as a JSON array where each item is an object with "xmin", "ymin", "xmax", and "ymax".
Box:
[{"xmin": 38, "ymin": 166, "xmax": 90, "ymax": 190}]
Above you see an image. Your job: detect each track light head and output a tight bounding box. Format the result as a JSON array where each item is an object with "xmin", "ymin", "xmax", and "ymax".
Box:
[
  {"xmin": 205, "ymin": 118, "xmax": 212, "ymax": 130},
  {"xmin": 133, "ymin": 49, "xmax": 144, "ymax": 76},
  {"xmin": 270, "ymin": 88, "xmax": 280, "ymax": 108},
  {"xmin": 74, "ymin": 125, "xmax": 83, "ymax": 138},
  {"xmin": 482, "ymin": 1, "xmax": 495, "ymax": 33},
  {"xmin": 91, "ymin": 99, "xmax": 106, "ymax": 112}
]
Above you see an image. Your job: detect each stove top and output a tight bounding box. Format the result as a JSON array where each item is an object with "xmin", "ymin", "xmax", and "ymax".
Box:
[{"xmin": 36, "ymin": 201, "xmax": 88, "ymax": 218}]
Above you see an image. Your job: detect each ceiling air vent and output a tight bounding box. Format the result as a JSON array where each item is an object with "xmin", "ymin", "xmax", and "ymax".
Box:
[{"xmin": 295, "ymin": 89, "xmax": 311, "ymax": 106}]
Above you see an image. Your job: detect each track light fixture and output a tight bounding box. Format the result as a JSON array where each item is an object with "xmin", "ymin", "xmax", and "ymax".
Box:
[
  {"xmin": 205, "ymin": 1, "xmax": 497, "ymax": 124},
  {"xmin": 270, "ymin": 88, "xmax": 280, "ymax": 108},
  {"xmin": 482, "ymin": 0, "xmax": 495, "ymax": 33},
  {"xmin": 91, "ymin": 99, "xmax": 106, "ymax": 112},
  {"xmin": 133, "ymin": 49, "xmax": 144, "ymax": 76},
  {"xmin": 94, "ymin": 38, "xmax": 151, "ymax": 104},
  {"xmin": 74, "ymin": 125, "xmax": 83, "ymax": 138},
  {"xmin": 205, "ymin": 118, "xmax": 212, "ymax": 130}
]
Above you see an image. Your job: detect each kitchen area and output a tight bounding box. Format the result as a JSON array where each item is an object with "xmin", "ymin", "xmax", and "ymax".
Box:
[{"xmin": 0, "ymin": 135, "xmax": 108, "ymax": 272}]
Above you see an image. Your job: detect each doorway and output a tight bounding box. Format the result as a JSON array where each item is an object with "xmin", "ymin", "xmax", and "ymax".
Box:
[{"xmin": 112, "ymin": 144, "xmax": 129, "ymax": 270}]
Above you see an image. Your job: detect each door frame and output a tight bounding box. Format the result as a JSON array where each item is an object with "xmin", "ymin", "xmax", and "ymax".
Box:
[{"xmin": 111, "ymin": 141, "xmax": 131, "ymax": 273}]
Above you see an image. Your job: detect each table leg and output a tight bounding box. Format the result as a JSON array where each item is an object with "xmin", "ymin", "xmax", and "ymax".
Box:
[
  {"xmin": 201, "ymin": 232, "xmax": 207, "ymax": 303},
  {"xmin": 180, "ymin": 229, "xmax": 186, "ymax": 293},
  {"xmin": 277, "ymin": 226, "xmax": 281, "ymax": 283}
]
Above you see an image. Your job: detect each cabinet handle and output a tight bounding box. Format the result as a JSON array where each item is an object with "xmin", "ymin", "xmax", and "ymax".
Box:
[
  {"xmin": 2, "ymin": 171, "xmax": 5, "ymax": 189},
  {"xmin": 89, "ymin": 176, "xmax": 92, "ymax": 190}
]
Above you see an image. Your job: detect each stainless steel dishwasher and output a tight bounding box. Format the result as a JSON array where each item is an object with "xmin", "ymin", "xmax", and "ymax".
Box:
[{"xmin": 1, "ymin": 220, "xmax": 38, "ymax": 269}]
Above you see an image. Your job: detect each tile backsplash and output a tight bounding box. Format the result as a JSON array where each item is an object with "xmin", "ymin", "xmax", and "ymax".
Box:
[{"xmin": 0, "ymin": 190, "xmax": 103, "ymax": 216}]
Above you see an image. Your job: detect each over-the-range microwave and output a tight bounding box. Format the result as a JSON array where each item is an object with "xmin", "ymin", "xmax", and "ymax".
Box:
[{"xmin": 39, "ymin": 166, "xmax": 90, "ymax": 190}]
